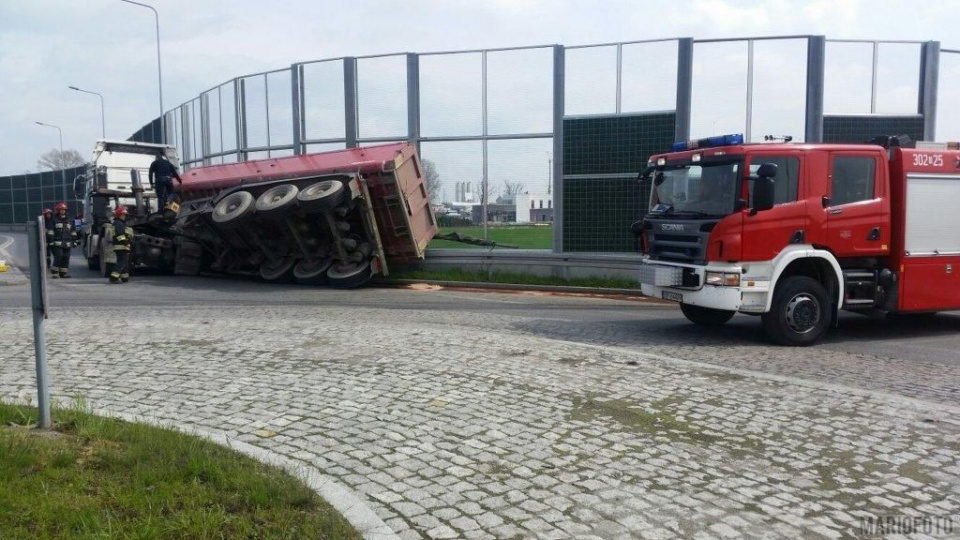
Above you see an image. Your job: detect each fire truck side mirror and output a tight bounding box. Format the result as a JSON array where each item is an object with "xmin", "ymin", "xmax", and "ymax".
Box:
[
  {"xmin": 752, "ymin": 163, "xmax": 778, "ymax": 214},
  {"xmin": 73, "ymin": 175, "xmax": 87, "ymax": 200}
]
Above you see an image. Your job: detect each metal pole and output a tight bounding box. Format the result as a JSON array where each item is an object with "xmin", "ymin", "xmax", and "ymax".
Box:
[
  {"xmin": 675, "ymin": 38, "xmax": 694, "ymax": 142},
  {"xmin": 871, "ymin": 41, "xmax": 879, "ymax": 114},
  {"xmin": 291, "ymin": 63, "xmax": 303, "ymax": 155},
  {"xmin": 919, "ymin": 41, "xmax": 940, "ymax": 141},
  {"xmin": 746, "ymin": 39, "xmax": 754, "ymax": 142},
  {"xmin": 615, "ymin": 43, "xmax": 623, "ymax": 114},
  {"xmin": 406, "ymin": 53, "xmax": 421, "ymax": 153},
  {"xmin": 481, "ymin": 50, "xmax": 488, "ymax": 241},
  {"xmin": 552, "ymin": 45, "xmax": 565, "ymax": 253},
  {"xmin": 344, "ymin": 57, "xmax": 358, "ymax": 149},
  {"xmin": 805, "ymin": 36, "xmax": 826, "ymax": 143},
  {"xmin": 27, "ymin": 220, "xmax": 51, "ymax": 429},
  {"xmin": 68, "ymin": 86, "xmax": 105, "ymax": 139},
  {"xmin": 119, "ymin": 0, "xmax": 164, "ymax": 143}
]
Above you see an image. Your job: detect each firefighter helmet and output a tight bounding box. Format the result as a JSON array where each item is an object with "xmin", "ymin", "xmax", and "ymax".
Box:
[
  {"xmin": 43, "ymin": 208, "xmax": 52, "ymax": 216},
  {"xmin": 114, "ymin": 206, "xmax": 128, "ymax": 218},
  {"xmin": 55, "ymin": 202, "xmax": 68, "ymax": 212}
]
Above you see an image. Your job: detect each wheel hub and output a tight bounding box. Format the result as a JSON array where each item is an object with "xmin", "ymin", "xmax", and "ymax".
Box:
[{"xmin": 785, "ymin": 293, "xmax": 820, "ymax": 333}]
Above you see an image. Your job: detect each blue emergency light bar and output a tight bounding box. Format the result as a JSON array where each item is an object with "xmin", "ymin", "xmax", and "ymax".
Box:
[{"xmin": 670, "ymin": 133, "xmax": 744, "ymax": 152}]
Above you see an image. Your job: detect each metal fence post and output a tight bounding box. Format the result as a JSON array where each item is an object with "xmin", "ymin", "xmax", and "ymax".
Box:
[
  {"xmin": 291, "ymin": 63, "xmax": 303, "ymax": 155},
  {"xmin": 804, "ymin": 36, "xmax": 826, "ymax": 143},
  {"xmin": 675, "ymin": 38, "xmax": 694, "ymax": 142},
  {"xmin": 344, "ymin": 57, "xmax": 359, "ymax": 149},
  {"xmin": 552, "ymin": 45, "xmax": 565, "ymax": 253},
  {"xmin": 920, "ymin": 41, "xmax": 940, "ymax": 141},
  {"xmin": 407, "ymin": 53, "xmax": 421, "ymax": 153},
  {"xmin": 26, "ymin": 219, "xmax": 51, "ymax": 429}
]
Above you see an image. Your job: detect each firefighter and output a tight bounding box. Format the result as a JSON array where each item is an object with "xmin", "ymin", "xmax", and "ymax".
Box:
[
  {"xmin": 50, "ymin": 202, "xmax": 76, "ymax": 278},
  {"xmin": 148, "ymin": 150, "xmax": 183, "ymax": 213},
  {"xmin": 42, "ymin": 208, "xmax": 54, "ymax": 267},
  {"xmin": 107, "ymin": 206, "xmax": 133, "ymax": 283}
]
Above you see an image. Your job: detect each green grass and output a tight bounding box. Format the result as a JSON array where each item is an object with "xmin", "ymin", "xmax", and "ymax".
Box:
[
  {"xmin": 430, "ymin": 225, "xmax": 553, "ymax": 249},
  {"xmin": 386, "ymin": 267, "xmax": 641, "ymax": 290},
  {"xmin": 0, "ymin": 402, "xmax": 359, "ymax": 540}
]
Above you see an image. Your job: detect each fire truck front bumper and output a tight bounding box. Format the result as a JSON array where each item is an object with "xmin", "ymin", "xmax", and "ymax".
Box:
[{"xmin": 638, "ymin": 260, "xmax": 771, "ymax": 313}]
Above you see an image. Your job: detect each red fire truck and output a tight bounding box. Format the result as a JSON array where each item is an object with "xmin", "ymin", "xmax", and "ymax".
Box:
[{"xmin": 637, "ymin": 134, "xmax": 960, "ymax": 345}]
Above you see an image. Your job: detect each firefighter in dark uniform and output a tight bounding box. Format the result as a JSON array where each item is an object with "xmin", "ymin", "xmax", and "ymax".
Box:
[
  {"xmin": 42, "ymin": 208, "xmax": 54, "ymax": 267},
  {"xmin": 148, "ymin": 151, "xmax": 183, "ymax": 213},
  {"xmin": 108, "ymin": 206, "xmax": 133, "ymax": 283},
  {"xmin": 50, "ymin": 202, "xmax": 76, "ymax": 278}
]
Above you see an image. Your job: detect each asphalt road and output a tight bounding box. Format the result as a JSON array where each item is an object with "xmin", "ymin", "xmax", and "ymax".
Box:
[{"xmin": 2, "ymin": 230, "xmax": 958, "ymax": 405}]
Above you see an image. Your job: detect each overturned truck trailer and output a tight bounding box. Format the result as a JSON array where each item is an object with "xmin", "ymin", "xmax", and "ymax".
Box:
[{"xmin": 171, "ymin": 142, "xmax": 436, "ymax": 288}]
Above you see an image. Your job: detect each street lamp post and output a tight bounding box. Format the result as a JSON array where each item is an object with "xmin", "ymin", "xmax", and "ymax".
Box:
[
  {"xmin": 69, "ymin": 86, "xmax": 105, "ymax": 139},
  {"xmin": 35, "ymin": 122, "xmax": 67, "ymax": 202},
  {"xmin": 120, "ymin": 0, "xmax": 164, "ymax": 143}
]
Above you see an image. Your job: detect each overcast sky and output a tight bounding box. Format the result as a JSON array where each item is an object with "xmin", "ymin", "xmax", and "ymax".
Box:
[{"xmin": 2, "ymin": 0, "xmax": 959, "ymax": 186}]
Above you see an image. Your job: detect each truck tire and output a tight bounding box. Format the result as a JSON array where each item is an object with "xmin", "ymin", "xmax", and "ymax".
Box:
[
  {"xmin": 761, "ymin": 276, "xmax": 833, "ymax": 346},
  {"xmin": 212, "ymin": 191, "xmax": 256, "ymax": 229},
  {"xmin": 259, "ymin": 256, "xmax": 296, "ymax": 282},
  {"xmin": 327, "ymin": 259, "xmax": 372, "ymax": 289},
  {"xmin": 298, "ymin": 180, "xmax": 347, "ymax": 214},
  {"xmin": 293, "ymin": 257, "xmax": 334, "ymax": 285},
  {"xmin": 255, "ymin": 184, "xmax": 299, "ymax": 218},
  {"xmin": 86, "ymin": 234, "xmax": 100, "ymax": 270},
  {"xmin": 680, "ymin": 303, "xmax": 736, "ymax": 326},
  {"xmin": 98, "ymin": 239, "xmax": 114, "ymax": 278}
]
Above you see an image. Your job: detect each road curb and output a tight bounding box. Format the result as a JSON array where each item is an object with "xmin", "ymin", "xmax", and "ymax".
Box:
[
  {"xmin": 88, "ymin": 408, "xmax": 400, "ymax": 540},
  {"xmin": 376, "ymin": 278, "xmax": 654, "ymax": 297}
]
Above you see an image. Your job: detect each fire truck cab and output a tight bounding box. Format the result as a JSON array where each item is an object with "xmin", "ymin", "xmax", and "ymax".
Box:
[{"xmin": 638, "ymin": 134, "xmax": 960, "ymax": 345}]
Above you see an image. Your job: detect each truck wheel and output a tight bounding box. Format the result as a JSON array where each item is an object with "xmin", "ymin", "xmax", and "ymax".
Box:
[
  {"xmin": 293, "ymin": 257, "xmax": 334, "ymax": 285},
  {"xmin": 259, "ymin": 257, "xmax": 296, "ymax": 282},
  {"xmin": 298, "ymin": 180, "xmax": 347, "ymax": 214},
  {"xmin": 98, "ymin": 240, "xmax": 114, "ymax": 278},
  {"xmin": 327, "ymin": 259, "xmax": 372, "ymax": 289},
  {"xmin": 255, "ymin": 184, "xmax": 299, "ymax": 218},
  {"xmin": 212, "ymin": 191, "xmax": 255, "ymax": 229},
  {"xmin": 761, "ymin": 276, "xmax": 833, "ymax": 346},
  {"xmin": 680, "ymin": 303, "xmax": 736, "ymax": 326},
  {"xmin": 86, "ymin": 234, "xmax": 100, "ymax": 270}
]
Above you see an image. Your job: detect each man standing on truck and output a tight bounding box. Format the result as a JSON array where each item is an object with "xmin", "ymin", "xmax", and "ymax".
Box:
[
  {"xmin": 50, "ymin": 202, "xmax": 76, "ymax": 278},
  {"xmin": 106, "ymin": 206, "xmax": 133, "ymax": 284},
  {"xmin": 148, "ymin": 151, "xmax": 183, "ymax": 213}
]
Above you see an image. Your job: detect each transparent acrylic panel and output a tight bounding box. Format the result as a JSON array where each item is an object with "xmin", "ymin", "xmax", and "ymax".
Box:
[
  {"xmin": 691, "ymin": 41, "xmax": 748, "ymax": 139},
  {"xmin": 242, "ymin": 74, "xmax": 269, "ymax": 149},
  {"xmin": 751, "ymin": 39, "xmax": 808, "ymax": 143},
  {"xmin": 565, "ymin": 46, "xmax": 616, "ymax": 116},
  {"xmin": 357, "ymin": 55, "xmax": 407, "ymax": 138},
  {"xmin": 220, "ymin": 82, "xmax": 238, "ymax": 152},
  {"xmin": 303, "ymin": 60, "xmax": 346, "ymax": 141},
  {"xmin": 487, "ymin": 138, "xmax": 554, "ymax": 247},
  {"xmin": 875, "ymin": 43, "xmax": 921, "ymax": 114},
  {"xmin": 222, "ymin": 153, "xmax": 238, "ymax": 164},
  {"xmin": 420, "ymin": 53, "xmax": 483, "ymax": 137},
  {"xmin": 487, "ymin": 48, "xmax": 553, "ymax": 135},
  {"xmin": 246, "ymin": 151, "xmax": 270, "ymax": 161},
  {"xmin": 203, "ymin": 89, "xmax": 222, "ymax": 157},
  {"xmin": 621, "ymin": 40, "xmax": 679, "ymax": 113},
  {"xmin": 937, "ymin": 52, "xmax": 960, "ymax": 141},
  {"xmin": 305, "ymin": 142, "xmax": 346, "ymax": 154},
  {"xmin": 181, "ymin": 101, "xmax": 196, "ymax": 163},
  {"xmin": 173, "ymin": 107, "xmax": 183, "ymax": 163},
  {"xmin": 420, "ymin": 140, "xmax": 483, "ymax": 206},
  {"xmin": 825, "ymin": 42, "xmax": 873, "ymax": 114},
  {"xmin": 269, "ymin": 148, "xmax": 294, "ymax": 158},
  {"xmin": 267, "ymin": 69, "xmax": 294, "ymax": 147}
]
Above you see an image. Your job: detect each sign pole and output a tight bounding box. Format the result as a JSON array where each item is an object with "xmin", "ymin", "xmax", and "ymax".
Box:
[{"xmin": 27, "ymin": 218, "xmax": 51, "ymax": 429}]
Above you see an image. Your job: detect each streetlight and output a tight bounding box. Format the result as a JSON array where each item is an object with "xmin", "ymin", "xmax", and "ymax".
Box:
[
  {"xmin": 69, "ymin": 86, "xmax": 105, "ymax": 139},
  {"xmin": 119, "ymin": 0, "xmax": 164, "ymax": 143},
  {"xmin": 35, "ymin": 121, "xmax": 67, "ymax": 202}
]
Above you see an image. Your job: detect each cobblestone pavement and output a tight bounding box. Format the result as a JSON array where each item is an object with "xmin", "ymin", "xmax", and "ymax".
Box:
[{"xmin": 2, "ymin": 301, "xmax": 959, "ymax": 540}]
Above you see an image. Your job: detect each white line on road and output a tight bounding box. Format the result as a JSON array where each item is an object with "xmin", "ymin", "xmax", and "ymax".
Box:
[{"xmin": 0, "ymin": 235, "xmax": 13, "ymax": 258}]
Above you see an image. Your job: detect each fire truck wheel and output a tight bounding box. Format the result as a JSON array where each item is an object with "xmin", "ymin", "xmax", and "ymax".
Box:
[
  {"xmin": 255, "ymin": 184, "xmax": 300, "ymax": 218},
  {"xmin": 762, "ymin": 276, "xmax": 833, "ymax": 346},
  {"xmin": 212, "ymin": 191, "xmax": 256, "ymax": 229},
  {"xmin": 98, "ymin": 238, "xmax": 114, "ymax": 278},
  {"xmin": 293, "ymin": 257, "xmax": 334, "ymax": 285},
  {"xmin": 679, "ymin": 304, "xmax": 736, "ymax": 326},
  {"xmin": 298, "ymin": 180, "xmax": 347, "ymax": 214},
  {"xmin": 259, "ymin": 257, "xmax": 296, "ymax": 282},
  {"xmin": 87, "ymin": 236, "xmax": 100, "ymax": 271},
  {"xmin": 327, "ymin": 259, "xmax": 372, "ymax": 289}
]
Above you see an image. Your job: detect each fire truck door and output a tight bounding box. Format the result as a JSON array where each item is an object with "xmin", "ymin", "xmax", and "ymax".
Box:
[{"xmin": 824, "ymin": 153, "xmax": 890, "ymax": 258}]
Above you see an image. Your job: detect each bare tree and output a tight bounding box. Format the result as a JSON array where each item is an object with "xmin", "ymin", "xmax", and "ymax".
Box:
[
  {"xmin": 422, "ymin": 159, "xmax": 442, "ymax": 202},
  {"xmin": 503, "ymin": 180, "xmax": 526, "ymax": 195},
  {"xmin": 37, "ymin": 148, "xmax": 86, "ymax": 171},
  {"xmin": 477, "ymin": 181, "xmax": 499, "ymax": 205}
]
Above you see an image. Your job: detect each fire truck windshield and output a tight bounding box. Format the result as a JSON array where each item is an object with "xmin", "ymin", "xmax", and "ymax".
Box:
[{"xmin": 649, "ymin": 160, "xmax": 742, "ymax": 217}]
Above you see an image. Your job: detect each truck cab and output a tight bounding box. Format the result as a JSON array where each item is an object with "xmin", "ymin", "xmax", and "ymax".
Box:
[{"xmin": 638, "ymin": 134, "xmax": 916, "ymax": 345}]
